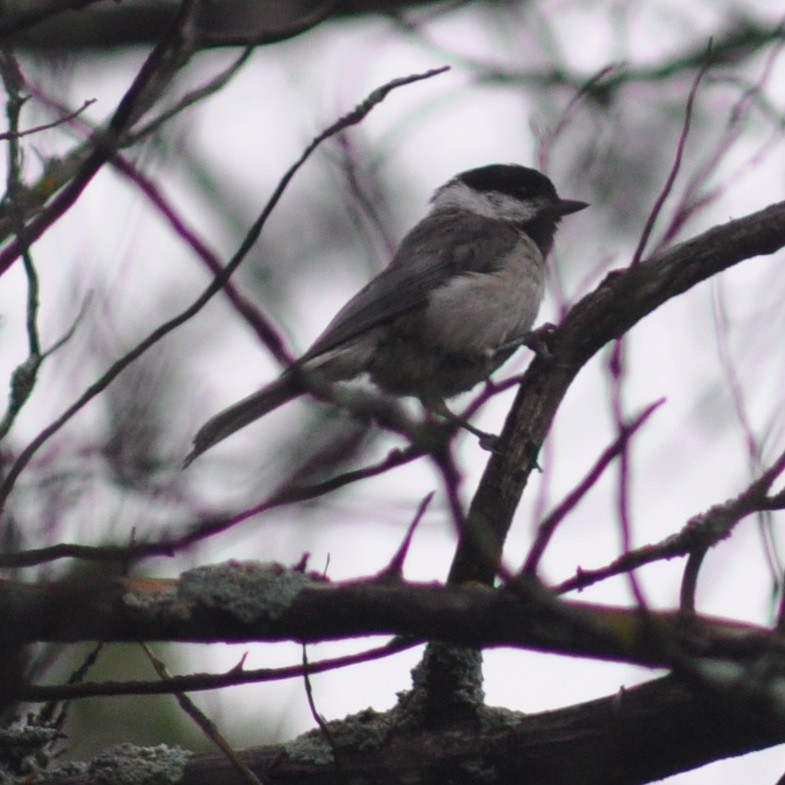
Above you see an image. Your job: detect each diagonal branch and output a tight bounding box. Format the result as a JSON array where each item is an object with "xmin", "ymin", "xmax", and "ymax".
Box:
[
  {"xmin": 0, "ymin": 564, "xmax": 779, "ymax": 659},
  {"xmin": 0, "ymin": 0, "xmax": 199, "ymax": 277},
  {"xmin": 0, "ymin": 66, "xmax": 448, "ymax": 515},
  {"xmin": 15, "ymin": 673, "xmax": 785, "ymax": 785},
  {"xmin": 449, "ymin": 199, "xmax": 785, "ymax": 587}
]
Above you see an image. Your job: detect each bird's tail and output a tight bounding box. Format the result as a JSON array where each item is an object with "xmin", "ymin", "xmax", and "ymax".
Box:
[{"xmin": 184, "ymin": 372, "xmax": 304, "ymax": 466}]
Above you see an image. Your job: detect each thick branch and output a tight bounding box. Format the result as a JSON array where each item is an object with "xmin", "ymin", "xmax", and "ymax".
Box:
[
  {"xmin": 7, "ymin": 565, "xmax": 785, "ymax": 782},
  {"xmin": 449, "ymin": 200, "xmax": 785, "ymax": 586},
  {"xmin": 33, "ymin": 676, "xmax": 785, "ymax": 785},
  {"xmin": 1, "ymin": 563, "xmax": 783, "ymax": 668},
  {"xmin": 1, "ymin": 0, "xmax": 437, "ymax": 46}
]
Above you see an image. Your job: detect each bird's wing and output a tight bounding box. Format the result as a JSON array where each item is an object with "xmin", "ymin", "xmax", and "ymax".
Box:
[{"xmin": 301, "ymin": 211, "xmax": 522, "ymax": 362}]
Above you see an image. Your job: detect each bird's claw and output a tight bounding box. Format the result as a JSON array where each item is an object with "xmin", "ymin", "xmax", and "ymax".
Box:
[
  {"xmin": 478, "ymin": 432, "xmax": 502, "ymax": 452},
  {"xmin": 521, "ymin": 323, "xmax": 557, "ymax": 360}
]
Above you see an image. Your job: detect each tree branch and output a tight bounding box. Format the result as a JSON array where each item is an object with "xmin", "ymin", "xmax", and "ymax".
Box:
[
  {"xmin": 19, "ymin": 675, "xmax": 785, "ymax": 785},
  {"xmin": 2, "ymin": 563, "xmax": 782, "ymax": 668},
  {"xmin": 448, "ymin": 199, "xmax": 785, "ymax": 586}
]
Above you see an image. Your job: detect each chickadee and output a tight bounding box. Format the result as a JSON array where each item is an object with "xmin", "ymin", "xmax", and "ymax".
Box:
[{"xmin": 186, "ymin": 164, "xmax": 587, "ymax": 465}]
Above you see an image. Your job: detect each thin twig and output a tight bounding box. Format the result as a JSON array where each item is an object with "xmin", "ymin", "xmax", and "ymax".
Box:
[
  {"xmin": 20, "ymin": 638, "xmax": 418, "ymax": 702},
  {"xmin": 0, "ymin": 99, "xmax": 96, "ymax": 141},
  {"xmin": 110, "ymin": 153, "xmax": 291, "ymax": 363},
  {"xmin": 0, "ymin": 50, "xmax": 43, "ymax": 441},
  {"xmin": 629, "ymin": 44, "xmax": 712, "ymax": 267},
  {"xmin": 0, "ymin": 442, "xmax": 425, "ymax": 569},
  {"xmin": 128, "ymin": 46, "xmax": 255, "ymax": 143},
  {"xmin": 302, "ymin": 645, "xmax": 340, "ymax": 771},
  {"xmin": 0, "ymin": 0, "xmax": 200, "ymax": 277},
  {"xmin": 556, "ymin": 445, "xmax": 785, "ymax": 595},
  {"xmin": 382, "ymin": 490, "xmax": 435, "ymax": 578},
  {"xmin": 0, "ymin": 66, "xmax": 449, "ymax": 514},
  {"xmin": 522, "ymin": 399, "xmax": 663, "ymax": 575},
  {"xmin": 141, "ymin": 643, "xmax": 263, "ymax": 785}
]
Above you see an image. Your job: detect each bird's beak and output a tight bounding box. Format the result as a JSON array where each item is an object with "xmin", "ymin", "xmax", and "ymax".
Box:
[{"xmin": 553, "ymin": 198, "xmax": 589, "ymax": 216}]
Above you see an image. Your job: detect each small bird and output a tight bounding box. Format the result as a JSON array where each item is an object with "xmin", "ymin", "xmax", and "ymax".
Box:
[{"xmin": 186, "ymin": 164, "xmax": 587, "ymax": 465}]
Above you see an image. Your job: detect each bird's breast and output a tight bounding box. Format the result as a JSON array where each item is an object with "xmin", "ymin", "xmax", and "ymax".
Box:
[
  {"xmin": 423, "ymin": 239, "xmax": 545, "ymax": 355},
  {"xmin": 366, "ymin": 236, "xmax": 546, "ymax": 400}
]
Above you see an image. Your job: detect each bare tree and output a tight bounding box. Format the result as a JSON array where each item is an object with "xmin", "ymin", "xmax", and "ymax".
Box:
[{"xmin": 1, "ymin": 2, "xmax": 785, "ymax": 784}]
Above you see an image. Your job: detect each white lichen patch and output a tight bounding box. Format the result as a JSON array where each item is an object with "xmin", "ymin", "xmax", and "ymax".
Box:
[
  {"xmin": 0, "ymin": 724, "xmax": 63, "ymax": 780},
  {"xmin": 88, "ymin": 743, "xmax": 190, "ymax": 785},
  {"xmin": 179, "ymin": 561, "xmax": 314, "ymax": 624},
  {"xmin": 283, "ymin": 708, "xmax": 392, "ymax": 765}
]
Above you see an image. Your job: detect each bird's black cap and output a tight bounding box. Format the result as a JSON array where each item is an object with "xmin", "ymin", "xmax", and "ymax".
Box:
[{"xmin": 457, "ymin": 164, "xmax": 559, "ymax": 201}]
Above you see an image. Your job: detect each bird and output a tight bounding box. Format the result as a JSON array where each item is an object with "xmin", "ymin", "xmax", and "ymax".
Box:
[{"xmin": 185, "ymin": 164, "xmax": 587, "ymax": 465}]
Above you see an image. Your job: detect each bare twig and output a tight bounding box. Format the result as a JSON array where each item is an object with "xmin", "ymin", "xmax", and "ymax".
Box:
[
  {"xmin": 302, "ymin": 646, "xmax": 340, "ymax": 770},
  {"xmin": 0, "ymin": 50, "xmax": 43, "ymax": 439},
  {"xmin": 141, "ymin": 643, "xmax": 263, "ymax": 785},
  {"xmin": 20, "ymin": 638, "xmax": 418, "ymax": 702},
  {"xmin": 128, "ymin": 46, "xmax": 255, "ymax": 143},
  {"xmin": 0, "ymin": 0, "xmax": 200, "ymax": 277},
  {"xmin": 0, "ymin": 441, "xmax": 426, "ymax": 569},
  {"xmin": 606, "ymin": 336, "xmax": 649, "ymax": 609},
  {"xmin": 0, "ymin": 66, "xmax": 449, "ymax": 514},
  {"xmin": 0, "ymin": 46, "xmax": 249, "ymax": 238},
  {"xmin": 655, "ymin": 26, "xmax": 785, "ymax": 248},
  {"xmin": 557, "ymin": 445, "xmax": 785, "ymax": 595},
  {"xmin": 522, "ymin": 399, "xmax": 663, "ymax": 575},
  {"xmin": 110, "ymin": 153, "xmax": 291, "ymax": 363},
  {"xmin": 0, "ymin": 98, "xmax": 95, "ymax": 141},
  {"xmin": 382, "ymin": 490, "xmax": 435, "ymax": 578},
  {"xmin": 629, "ymin": 45, "xmax": 712, "ymax": 267},
  {"xmin": 0, "ymin": 291, "xmax": 92, "ymax": 442},
  {"xmin": 535, "ymin": 63, "xmax": 619, "ymax": 177}
]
